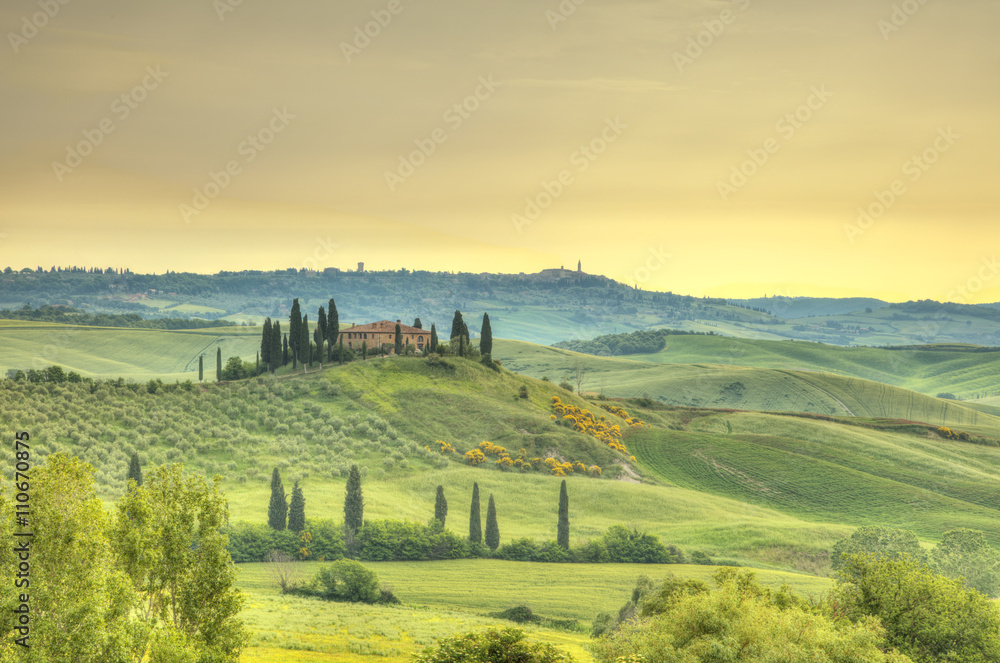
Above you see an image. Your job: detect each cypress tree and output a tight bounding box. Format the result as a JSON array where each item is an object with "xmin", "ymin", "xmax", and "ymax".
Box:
[
  {"xmin": 271, "ymin": 321, "xmax": 282, "ymax": 370},
  {"xmin": 261, "ymin": 318, "xmax": 272, "ymax": 369},
  {"xmin": 480, "ymin": 312, "xmax": 493, "ymax": 357},
  {"xmin": 361, "ymin": 340, "xmax": 367, "ymax": 360},
  {"xmin": 430, "ymin": 324, "xmax": 438, "ymax": 353},
  {"xmin": 434, "ymin": 485, "xmax": 448, "ymax": 526},
  {"xmin": 126, "ymin": 451, "xmax": 143, "ymax": 487},
  {"xmin": 338, "ymin": 335, "xmax": 344, "ymax": 364},
  {"xmin": 469, "ymin": 482, "xmax": 481, "ymax": 544},
  {"xmin": 462, "ymin": 321, "xmax": 469, "ymax": 342},
  {"xmin": 344, "ymin": 464, "xmax": 364, "ymax": 555},
  {"xmin": 458, "ymin": 334, "xmax": 465, "ymax": 358},
  {"xmin": 289, "ymin": 298, "xmax": 301, "ymax": 360},
  {"xmin": 300, "ymin": 314, "xmax": 310, "ymax": 369},
  {"xmin": 198, "ymin": 355, "xmax": 203, "ymax": 381},
  {"xmin": 255, "ymin": 351, "xmax": 259, "ymax": 375},
  {"xmin": 327, "ymin": 298, "xmax": 339, "ymax": 361},
  {"xmin": 413, "ymin": 317, "xmax": 422, "ymax": 329},
  {"xmin": 216, "ymin": 347, "xmax": 222, "ymax": 382},
  {"xmin": 485, "ymin": 493, "xmax": 499, "ymax": 550},
  {"xmin": 557, "ymin": 479, "xmax": 569, "ymax": 549},
  {"xmin": 268, "ymin": 468, "xmax": 287, "ymax": 531},
  {"xmin": 313, "ymin": 327, "xmax": 323, "ymax": 367},
  {"xmin": 317, "ymin": 305, "xmax": 327, "ymax": 361},
  {"xmin": 282, "ymin": 333, "xmax": 289, "ymax": 365},
  {"xmin": 450, "ymin": 310, "xmax": 464, "ymax": 340},
  {"xmin": 394, "ymin": 322, "xmax": 402, "ymax": 355},
  {"xmin": 288, "ymin": 480, "xmax": 305, "ymax": 533}
]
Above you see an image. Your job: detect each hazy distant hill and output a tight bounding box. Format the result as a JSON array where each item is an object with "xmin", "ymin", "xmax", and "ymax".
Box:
[
  {"xmin": 4, "ymin": 268, "xmax": 1000, "ymax": 346},
  {"xmin": 729, "ymin": 296, "xmax": 888, "ymax": 318}
]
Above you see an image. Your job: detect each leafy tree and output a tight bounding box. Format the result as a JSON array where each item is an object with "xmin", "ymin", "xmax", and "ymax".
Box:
[
  {"xmin": 216, "ymin": 346, "xmax": 222, "ymax": 381},
  {"xmin": 326, "ymin": 298, "xmax": 339, "ymax": 361},
  {"xmin": 344, "ymin": 464, "xmax": 364, "ymax": 556},
  {"xmin": 413, "ymin": 317, "xmax": 422, "ymax": 329},
  {"xmin": 127, "ymin": 451, "xmax": 143, "ymax": 488},
  {"xmin": 931, "ymin": 528, "xmax": 1000, "ymax": 597},
  {"xmin": 434, "ymin": 485, "xmax": 448, "ymax": 526},
  {"xmin": 0, "ymin": 452, "xmax": 145, "ymax": 662},
  {"xmin": 308, "ymin": 559, "xmax": 380, "ymax": 603},
  {"xmin": 394, "ymin": 322, "xmax": 403, "ymax": 355},
  {"xmin": 593, "ymin": 568, "xmax": 910, "ymax": 663},
  {"xmin": 430, "ymin": 324, "xmax": 439, "ymax": 353},
  {"xmin": 833, "ymin": 552, "xmax": 1000, "ymax": 663},
  {"xmin": 556, "ymin": 479, "xmax": 569, "ymax": 549},
  {"xmin": 450, "ymin": 310, "xmax": 465, "ymax": 340},
  {"xmin": 469, "ymin": 482, "xmax": 482, "ymax": 544},
  {"xmin": 198, "ymin": 354, "xmax": 203, "ymax": 381},
  {"xmin": 832, "ymin": 526, "xmax": 927, "ymax": 571},
  {"xmin": 288, "ymin": 481, "xmax": 306, "ymax": 533},
  {"xmin": 485, "ymin": 493, "xmax": 499, "ymax": 551},
  {"xmin": 113, "ymin": 463, "xmax": 250, "ymax": 663},
  {"xmin": 480, "ymin": 312, "xmax": 493, "ymax": 357},
  {"xmin": 268, "ymin": 468, "xmax": 287, "ymax": 531},
  {"xmin": 414, "ymin": 628, "xmax": 572, "ymax": 663}
]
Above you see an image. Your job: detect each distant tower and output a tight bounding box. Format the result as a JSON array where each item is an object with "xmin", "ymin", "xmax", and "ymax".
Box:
[
  {"xmin": 577, "ymin": 260, "xmax": 581, "ymax": 273},
  {"xmin": 357, "ymin": 262, "xmax": 364, "ymax": 273}
]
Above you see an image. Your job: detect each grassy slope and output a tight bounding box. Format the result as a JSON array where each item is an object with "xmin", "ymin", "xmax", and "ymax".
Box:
[
  {"xmin": 0, "ymin": 320, "xmax": 261, "ymax": 381},
  {"xmin": 632, "ymin": 335, "xmax": 1000, "ymax": 398},
  {"xmin": 627, "ymin": 409, "xmax": 1000, "ymax": 545},
  {"xmin": 495, "ymin": 339, "xmax": 1000, "ymax": 429}
]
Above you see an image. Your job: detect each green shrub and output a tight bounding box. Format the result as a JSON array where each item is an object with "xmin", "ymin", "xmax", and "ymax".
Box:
[
  {"xmin": 414, "ymin": 628, "xmax": 572, "ymax": 663},
  {"xmin": 308, "ymin": 559, "xmax": 380, "ymax": 603}
]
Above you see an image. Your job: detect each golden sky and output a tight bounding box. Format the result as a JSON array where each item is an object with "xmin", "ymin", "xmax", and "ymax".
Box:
[{"xmin": 1, "ymin": 0, "xmax": 998, "ymax": 302}]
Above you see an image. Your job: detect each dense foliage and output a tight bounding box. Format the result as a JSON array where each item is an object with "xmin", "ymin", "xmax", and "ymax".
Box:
[
  {"xmin": 553, "ymin": 328, "xmax": 716, "ymax": 356},
  {"xmin": 592, "ymin": 568, "xmax": 912, "ymax": 663},
  {"xmin": 414, "ymin": 628, "xmax": 573, "ymax": 663},
  {"xmin": 0, "ymin": 303, "xmax": 236, "ymax": 327}
]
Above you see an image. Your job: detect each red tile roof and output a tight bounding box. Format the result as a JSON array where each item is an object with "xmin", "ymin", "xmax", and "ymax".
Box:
[{"xmin": 343, "ymin": 320, "xmax": 425, "ymax": 335}]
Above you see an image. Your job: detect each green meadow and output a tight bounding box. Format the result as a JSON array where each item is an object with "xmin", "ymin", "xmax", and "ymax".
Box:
[
  {"xmin": 0, "ymin": 320, "xmax": 261, "ymax": 381},
  {"xmin": 233, "ymin": 559, "xmax": 833, "ymax": 663},
  {"xmin": 494, "ymin": 339, "xmax": 1000, "ymax": 429}
]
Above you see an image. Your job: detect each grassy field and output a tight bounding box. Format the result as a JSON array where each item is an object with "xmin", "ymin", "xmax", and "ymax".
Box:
[
  {"xmin": 0, "ymin": 320, "xmax": 262, "ymax": 381},
  {"xmin": 625, "ymin": 335, "xmax": 1000, "ymax": 399},
  {"xmin": 494, "ymin": 340, "xmax": 1000, "ymax": 429},
  {"xmin": 233, "ymin": 559, "xmax": 834, "ymax": 662},
  {"xmin": 629, "ymin": 410, "xmax": 1000, "ymax": 544}
]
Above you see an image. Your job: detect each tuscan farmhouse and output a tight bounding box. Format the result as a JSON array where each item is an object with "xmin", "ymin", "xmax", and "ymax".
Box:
[{"xmin": 338, "ymin": 319, "xmax": 427, "ymax": 353}]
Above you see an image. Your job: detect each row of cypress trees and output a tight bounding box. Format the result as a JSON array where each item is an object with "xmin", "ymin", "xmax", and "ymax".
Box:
[{"xmin": 435, "ymin": 478, "xmax": 568, "ymax": 551}]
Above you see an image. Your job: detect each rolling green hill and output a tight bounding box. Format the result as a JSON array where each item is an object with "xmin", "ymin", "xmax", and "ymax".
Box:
[
  {"xmin": 623, "ymin": 335, "xmax": 1000, "ymax": 399},
  {"xmin": 494, "ymin": 339, "xmax": 1000, "ymax": 430},
  {"xmin": 0, "ymin": 320, "xmax": 261, "ymax": 381},
  {"xmin": 5, "ymin": 353, "xmax": 1000, "ymax": 576}
]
